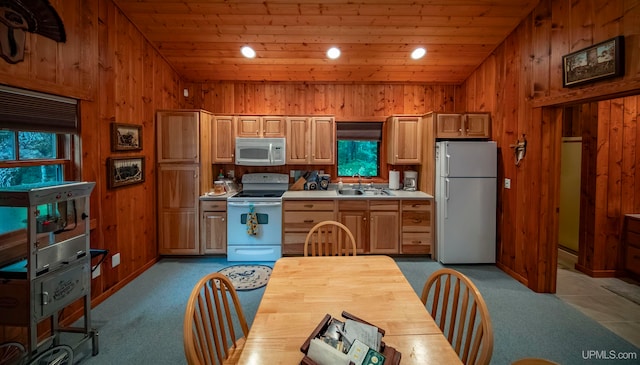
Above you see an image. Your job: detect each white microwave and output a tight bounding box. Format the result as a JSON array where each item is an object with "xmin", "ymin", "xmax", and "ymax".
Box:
[{"xmin": 235, "ymin": 137, "xmax": 286, "ymax": 166}]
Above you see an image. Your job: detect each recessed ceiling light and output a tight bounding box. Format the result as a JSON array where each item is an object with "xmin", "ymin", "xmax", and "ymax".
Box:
[
  {"xmin": 327, "ymin": 47, "xmax": 341, "ymax": 59},
  {"xmin": 411, "ymin": 47, "xmax": 426, "ymax": 60},
  {"xmin": 241, "ymin": 46, "xmax": 256, "ymax": 58}
]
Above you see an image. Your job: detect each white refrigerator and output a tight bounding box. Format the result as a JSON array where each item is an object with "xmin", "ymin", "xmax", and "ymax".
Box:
[{"xmin": 435, "ymin": 141, "xmax": 497, "ymax": 264}]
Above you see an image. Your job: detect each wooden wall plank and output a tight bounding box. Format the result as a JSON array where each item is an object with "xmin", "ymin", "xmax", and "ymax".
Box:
[{"xmin": 461, "ymin": 0, "xmax": 640, "ymax": 291}]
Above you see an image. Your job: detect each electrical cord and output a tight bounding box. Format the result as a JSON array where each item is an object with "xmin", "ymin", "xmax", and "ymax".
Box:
[{"xmin": 90, "ymin": 249, "xmax": 109, "ymax": 273}]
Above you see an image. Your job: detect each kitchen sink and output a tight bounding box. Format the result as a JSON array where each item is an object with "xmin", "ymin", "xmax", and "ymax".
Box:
[
  {"xmin": 337, "ymin": 188, "xmax": 393, "ymax": 196},
  {"xmin": 338, "ymin": 189, "xmax": 363, "ymax": 196}
]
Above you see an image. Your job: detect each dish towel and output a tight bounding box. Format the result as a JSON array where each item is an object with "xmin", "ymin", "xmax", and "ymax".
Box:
[{"xmin": 246, "ymin": 204, "xmax": 259, "ymax": 236}]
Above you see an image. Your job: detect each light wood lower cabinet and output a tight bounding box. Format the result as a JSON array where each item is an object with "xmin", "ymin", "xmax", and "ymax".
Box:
[
  {"xmin": 284, "ymin": 198, "xmax": 432, "ymax": 256},
  {"xmin": 338, "ymin": 200, "xmax": 368, "ymax": 254},
  {"xmin": 401, "ymin": 200, "xmax": 433, "ymax": 254},
  {"xmin": 338, "ymin": 200, "xmax": 400, "ymax": 254},
  {"xmin": 158, "ymin": 164, "xmax": 199, "ymax": 255},
  {"xmin": 200, "ymin": 201, "xmax": 227, "ymax": 254},
  {"xmin": 283, "ymin": 200, "xmax": 336, "ymax": 255}
]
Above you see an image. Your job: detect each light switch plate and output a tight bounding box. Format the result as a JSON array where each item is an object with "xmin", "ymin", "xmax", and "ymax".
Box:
[
  {"xmin": 92, "ymin": 264, "xmax": 100, "ymax": 279},
  {"xmin": 504, "ymin": 178, "xmax": 511, "ymax": 189},
  {"xmin": 112, "ymin": 253, "xmax": 120, "ymax": 268}
]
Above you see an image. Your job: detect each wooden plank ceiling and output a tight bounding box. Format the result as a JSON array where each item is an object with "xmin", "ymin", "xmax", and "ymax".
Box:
[{"xmin": 114, "ymin": 0, "xmax": 539, "ymax": 83}]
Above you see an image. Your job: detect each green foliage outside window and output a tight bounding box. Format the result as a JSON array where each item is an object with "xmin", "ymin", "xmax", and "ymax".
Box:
[
  {"xmin": 337, "ymin": 140, "xmax": 379, "ymax": 177},
  {"xmin": 0, "ymin": 131, "xmax": 63, "ymax": 235}
]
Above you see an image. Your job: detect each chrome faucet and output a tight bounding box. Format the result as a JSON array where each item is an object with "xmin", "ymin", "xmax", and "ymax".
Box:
[{"xmin": 352, "ymin": 173, "xmax": 362, "ymax": 189}]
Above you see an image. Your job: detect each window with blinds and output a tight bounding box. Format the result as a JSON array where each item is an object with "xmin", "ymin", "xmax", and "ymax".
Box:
[{"xmin": 336, "ymin": 122, "xmax": 382, "ymax": 177}]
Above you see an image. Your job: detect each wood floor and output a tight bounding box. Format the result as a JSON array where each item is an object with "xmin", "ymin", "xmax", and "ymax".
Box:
[{"xmin": 556, "ymin": 249, "xmax": 640, "ymax": 348}]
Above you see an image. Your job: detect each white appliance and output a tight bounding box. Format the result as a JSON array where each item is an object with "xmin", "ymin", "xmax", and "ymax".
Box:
[
  {"xmin": 403, "ymin": 170, "xmax": 417, "ymax": 191},
  {"xmin": 435, "ymin": 141, "xmax": 497, "ymax": 264},
  {"xmin": 235, "ymin": 137, "xmax": 286, "ymax": 166},
  {"xmin": 226, "ymin": 173, "xmax": 288, "ymax": 261}
]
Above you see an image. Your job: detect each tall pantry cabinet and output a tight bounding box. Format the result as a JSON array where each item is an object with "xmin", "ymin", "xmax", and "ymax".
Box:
[{"xmin": 156, "ymin": 110, "xmax": 213, "ymax": 254}]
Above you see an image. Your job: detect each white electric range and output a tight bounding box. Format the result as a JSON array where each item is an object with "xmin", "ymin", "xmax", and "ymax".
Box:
[{"xmin": 226, "ymin": 173, "xmax": 288, "ymax": 261}]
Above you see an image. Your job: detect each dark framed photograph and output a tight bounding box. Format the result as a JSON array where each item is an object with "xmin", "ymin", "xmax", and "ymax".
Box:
[
  {"xmin": 107, "ymin": 156, "xmax": 145, "ymax": 188},
  {"xmin": 562, "ymin": 36, "xmax": 624, "ymax": 87},
  {"xmin": 111, "ymin": 123, "xmax": 142, "ymax": 151}
]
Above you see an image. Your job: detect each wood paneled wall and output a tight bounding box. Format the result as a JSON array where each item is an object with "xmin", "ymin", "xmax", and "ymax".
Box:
[
  {"xmin": 0, "ymin": 0, "xmax": 182, "ymax": 342},
  {"xmin": 578, "ymin": 97, "xmax": 640, "ymax": 276},
  {"xmin": 459, "ymin": 0, "xmax": 640, "ymax": 292},
  {"xmin": 186, "ymin": 83, "xmax": 458, "ymax": 120}
]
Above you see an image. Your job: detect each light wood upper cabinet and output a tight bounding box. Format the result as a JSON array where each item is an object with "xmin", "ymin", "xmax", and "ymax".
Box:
[
  {"xmin": 386, "ymin": 115, "xmax": 422, "ymax": 164},
  {"xmin": 157, "ymin": 111, "xmax": 201, "ymax": 163},
  {"xmin": 311, "ymin": 117, "xmax": 335, "ymax": 164},
  {"xmin": 431, "ymin": 112, "xmax": 491, "ymax": 139},
  {"xmin": 236, "ymin": 116, "xmax": 285, "ymax": 137},
  {"xmin": 212, "ymin": 115, "xmax": 235, "ymax": 163},
  {"xmin": 286, "ymin": 117, "xmax": 310, "ymax": 164},
  {"xmin": 464, "ymin": 113, "xmax": 491, "ymax": 138},
  {"xmin": 286, "ymin": 116, "xmax": 335, "ymax": 164}
]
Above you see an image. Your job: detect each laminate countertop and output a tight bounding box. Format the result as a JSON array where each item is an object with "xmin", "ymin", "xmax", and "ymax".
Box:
[
  {"xmin": 283, "ymin": 189, "xmax": 433, "ymax": 200},
  {"xmin": 200, "ymin": 188, "xmax": 433, "ymax": 201}
]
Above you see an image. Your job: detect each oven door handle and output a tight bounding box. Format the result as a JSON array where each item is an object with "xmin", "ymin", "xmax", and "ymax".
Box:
[{"xmin": 227, "ymin": 201, "xmax": 282, "ymax": 207}]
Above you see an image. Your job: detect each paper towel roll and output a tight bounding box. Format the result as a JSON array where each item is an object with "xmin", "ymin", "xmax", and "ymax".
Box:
[{"xmin": 389, "ymin": 170, "xmax": 400, "ymax": 190}]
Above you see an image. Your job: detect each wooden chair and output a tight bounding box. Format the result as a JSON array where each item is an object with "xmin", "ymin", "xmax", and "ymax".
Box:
[
  {"xmin": 183, "ymin": 273, "xmax": 249, "ymax": 365},
  {"xmin": 421, "ymin": 268, "xmax": 494, "ymax": 365},
  {"xmin": 304, "ymin": 220, "xmax": 357, "ymax": 256}
]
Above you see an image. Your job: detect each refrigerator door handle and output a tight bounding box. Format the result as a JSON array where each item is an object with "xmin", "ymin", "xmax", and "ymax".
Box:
[
  {"xmin": 445, "ymin": 153, "xmax": 450, "ymax": 177},
  {"xmin": 444, "ymin": 178, "xmax": 449, "ymax": 219}
]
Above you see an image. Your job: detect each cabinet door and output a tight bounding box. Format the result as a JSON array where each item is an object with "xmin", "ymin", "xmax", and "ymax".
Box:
[
  {"xmin": 464, "ymin": 113, "xmax": 491, "ymax": 138},
  {"xmin": 389, "ymin": 116, "xmax": 422, "ymax": 164},
  {"xmin": 369, "ymin": 211, "xmax": 399, "ymax": 254},
  {"xmin": 262, "ymin": 116, "xmax": 286, "ymax": 137},
  {"xmin": 311, "ymin": 117, "xmax": 335, "ymax": 164},
  {"xmin": 339, "ymin": 209, "xmax": 368, "ymax": 254},
  {"xmin": 212, "ymin": 115, "xmax": 235, "ymax": 163},
  {"xmin": 157, "ymin": 111, "xmax": 200, "ymax": 163},
  {"xmin": 158, "ymin": 164, "xmax": 199, "ymax": 254},
  {"xmin": 286, "ymin": 117, "xmax": 310, "ymax": 164},
  {"xmin": 435, "ymin": 113, "xmax": 464, "ymax": 139},
  {"xmin": 201, "ymin": 211, "xmax": 226, "ymax": 254},
  {"xmin": 236, "ymin": 116, "xmax": 262, "ymax": 137}
]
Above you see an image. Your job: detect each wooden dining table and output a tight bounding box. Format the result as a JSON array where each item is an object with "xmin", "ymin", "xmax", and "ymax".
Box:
[{"xmin": 236, "ymin": 255, "xmax": 463, "ymax": 364}]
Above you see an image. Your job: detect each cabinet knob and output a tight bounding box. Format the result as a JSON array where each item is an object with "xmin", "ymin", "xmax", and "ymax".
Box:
[
  {"xmin": 363, "ymin": 217, "xmax": 367, "ymax": 221},
  {"xmin": 458, "ymin": 129, "xmax": 462, "ymax": 132},
  {"xmin": 221, "ymin": 218, "xmax": 225, "ymax": 222}
]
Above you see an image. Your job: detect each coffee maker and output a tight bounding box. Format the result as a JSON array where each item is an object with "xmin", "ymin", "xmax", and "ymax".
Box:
[{"xmin": 403, "ymin": 170, "xmax": 418, "ymax": 191}]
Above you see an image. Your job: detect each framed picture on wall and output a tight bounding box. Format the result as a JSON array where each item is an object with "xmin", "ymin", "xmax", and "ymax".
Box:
[
  {"xmin": 562, "ymin": 36, "xmax": 624, "ymax": 87},
  {"xmin": 107, "ymin": 156, "xmax": 145, "ymax": 188},
  {"xmin": 111, "ymin": 123, "xmax": 142, "ymax": 151}
]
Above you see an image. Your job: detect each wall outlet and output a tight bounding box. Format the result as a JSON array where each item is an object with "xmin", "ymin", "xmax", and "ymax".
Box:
[
  {"xmin": 112, "ymin": 253, "xmax": 120, "ymax": 268},
  {"xmin": 290, "ymin": 170, "xmax": 296, "ymax": 177},
  {"xmin": 92, "ymin": 264, "xmax": 101, "ymax": 279},
  {"xmin": 504, "ymin": 178, "xmax": 511, "ymax": 189}
]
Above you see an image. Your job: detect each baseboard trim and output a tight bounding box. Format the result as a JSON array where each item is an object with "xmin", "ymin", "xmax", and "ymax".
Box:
[
  {"xmin": 497, "ymin": 262, "xmax": 528, "ymax": 287},
  {"xmin": 575, "ymin": 263, "xmax": 619, "ymax": 278}
]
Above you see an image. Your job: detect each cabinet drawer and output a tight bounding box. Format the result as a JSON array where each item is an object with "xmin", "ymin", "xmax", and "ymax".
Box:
[
  {"xmin": 338, "ymin": 200, "xmax": 368, "ymax": 210},
  {"xmin": 284, "ymin": 200, "xmax": 335, "ymax": 211},
  {"xmin": 200, "ymin": 201, "xmax": 227, "ymax": 211},
  {"xmin": 625, "ymin": 245, "xmax": 640, "ymax": 275},
  {"xmin": 402, "ymin": 200, "xmax": 432, "ymax": 211},
  {"xmin": 401, "ymin": 232, "xmax": 432, "ymax": 255},
  {"xmin": 369, "ymin": 200, "xmax": 399, "ymax": 211},
  {"xmin": 283, "ymin": 211, "xmax": 335, "ymax": 228},
  {"xmin": 402, "ymin": 211, "xmax": 431, "ymax": 232}
]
